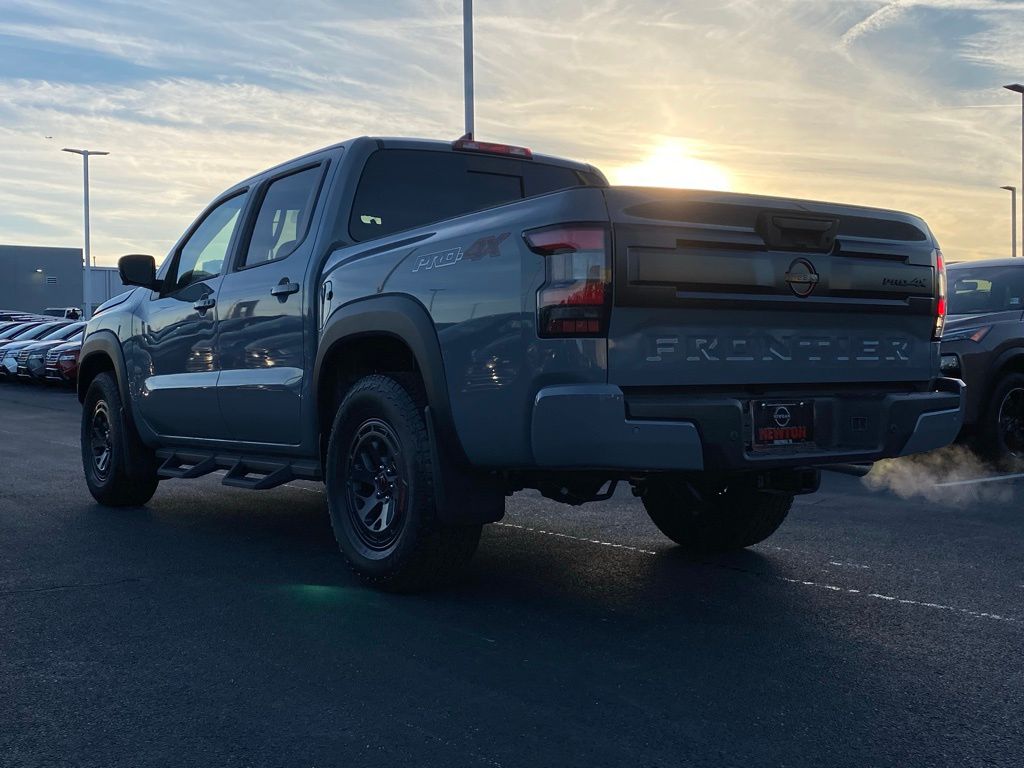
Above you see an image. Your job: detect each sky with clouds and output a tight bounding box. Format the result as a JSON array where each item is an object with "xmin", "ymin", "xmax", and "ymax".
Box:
[{"xmin": 1, "ymin": 0, "xmax": 1023, "ymax": 265}]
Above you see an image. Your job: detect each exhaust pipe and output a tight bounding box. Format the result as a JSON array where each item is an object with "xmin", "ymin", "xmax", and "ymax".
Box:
[{"xmin": 819, "ymin": 463, "xmax": 874, "ymax": 478}]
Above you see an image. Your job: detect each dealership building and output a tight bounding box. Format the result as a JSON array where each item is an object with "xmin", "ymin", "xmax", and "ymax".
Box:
[{"xmin": 0, "ymin": 244, "xmax": 131, "ymax": 316}]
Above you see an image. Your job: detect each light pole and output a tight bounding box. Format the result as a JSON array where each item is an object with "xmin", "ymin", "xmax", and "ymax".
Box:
[
  {"xmin": 61, "ymin": 147, "xmax": 109, "ymax": 319},
  {"xmin": 1001, "ymin": 186, "xmax": 1017, "ymax": 258},
  {"xmin": 1004, "ymin": 84, "xmax": 1024, "ymax": 257},
  {"xmin": 463, "ymin": 0, "xmax": 474, "ymax": 138}
]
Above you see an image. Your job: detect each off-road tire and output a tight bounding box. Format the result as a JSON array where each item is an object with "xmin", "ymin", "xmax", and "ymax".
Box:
[
  {"xmin": 976, "ymin": 372, "xmax": 1024, "ymax": 468},
  {"xmin": 325, "ymin": 374, "xmax": 481, "ymax": 591},
  {"xmin": 642, "ymin": 476, "xmax": 792, "ymax": 552},
  {"xmin": 81, "ymin": 371, "xmax": 159, "ymax": 506}
]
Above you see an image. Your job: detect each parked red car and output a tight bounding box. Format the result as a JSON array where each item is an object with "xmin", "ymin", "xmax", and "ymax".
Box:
[{"xmin": 44, "ymin": 337, "xmax": 82, "ymax": 385}]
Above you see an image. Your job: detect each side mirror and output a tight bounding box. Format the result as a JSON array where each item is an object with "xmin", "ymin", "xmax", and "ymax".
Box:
[{"xmin": 118, "ymin": 254, "xmax": 160, "ymax": 290}]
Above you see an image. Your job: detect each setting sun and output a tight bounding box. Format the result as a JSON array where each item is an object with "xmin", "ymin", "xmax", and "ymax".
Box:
[{"xmin": 610, "ymin": 141, "xmax": 732, "ymax": 191}]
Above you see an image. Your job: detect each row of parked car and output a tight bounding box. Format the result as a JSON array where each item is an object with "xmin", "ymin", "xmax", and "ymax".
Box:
[{"xmin": 0, "ymin": 313, "xmax": 84, "ymax": 387}]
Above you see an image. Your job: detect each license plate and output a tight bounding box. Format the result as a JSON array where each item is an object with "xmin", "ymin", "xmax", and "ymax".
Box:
[{"xmin": 751, "ymin": 400, "xmax": 814, "ymax": 448}]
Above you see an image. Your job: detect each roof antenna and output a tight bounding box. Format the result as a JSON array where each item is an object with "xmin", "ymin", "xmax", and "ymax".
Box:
[{"xmin": 462, "ymin": 0, "xmax": 474, "ymax": 140}]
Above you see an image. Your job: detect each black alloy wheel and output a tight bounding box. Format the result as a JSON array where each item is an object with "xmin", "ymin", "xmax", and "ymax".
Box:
[
  {"xmin": 89, "ymin": 400, "xmax": 114, "ymax": 481},
  {"xmin": 345, "ymin": 418, "xmax": 408, "ymax": 550},
  {"xmin": 997, "ymin": 386, "xmax": 1024, "ymax": 459}
]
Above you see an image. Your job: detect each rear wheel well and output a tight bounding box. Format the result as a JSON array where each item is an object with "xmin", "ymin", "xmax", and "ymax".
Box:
[
  {"xmin": 984, "ymin": 354, "xmax": 1024, "ymax": 416},
  {"xmin": 317, "ymin": 335, "xmax": 424, "ymax": 465},
  {"xmin": 997, "ymin": 353, "xmax": 1024, "ymax": 378},
  {"xmin": 77, "ymin": 352, "xmax": 115, "ymax": 403}
]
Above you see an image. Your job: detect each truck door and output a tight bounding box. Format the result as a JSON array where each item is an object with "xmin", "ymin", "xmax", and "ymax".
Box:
[
  {"xmin": 134, "ymin": 190, "xmax": 248, "ymax": 439},
  {"xmin": 214, "ymin": 163, "xmax": 325, "ymax": 446}
]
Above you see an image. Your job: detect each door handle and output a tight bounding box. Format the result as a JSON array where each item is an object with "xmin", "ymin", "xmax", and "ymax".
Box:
[
  {"xmin": 193, "ymin": 297, "xmax": 216, "ymax": 313},
  {"xmin": 271, "ymin": 279, "xmax": 300, "ymax": 299}
]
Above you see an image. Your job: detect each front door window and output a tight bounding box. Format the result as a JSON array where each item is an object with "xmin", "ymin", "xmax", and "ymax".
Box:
[{"xmin": 169, "ymin": 193, "xmax": 247, "ymax": 293}]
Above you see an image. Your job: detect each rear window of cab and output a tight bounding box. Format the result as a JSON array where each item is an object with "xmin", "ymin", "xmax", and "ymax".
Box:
[{"xmin": 348, "ymin": 149, "xmax": 602, "ymax": 242}]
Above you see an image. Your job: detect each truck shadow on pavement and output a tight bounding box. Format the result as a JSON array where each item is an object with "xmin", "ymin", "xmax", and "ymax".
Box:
[{"xmin": 84, "ymin": 480, "xmax": 821, "ymax": 624}]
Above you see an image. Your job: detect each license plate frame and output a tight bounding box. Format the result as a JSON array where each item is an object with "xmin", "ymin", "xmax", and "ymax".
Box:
[{"xmin": 751, "ymin": 400, "xmax": 814, "ymax": 449}]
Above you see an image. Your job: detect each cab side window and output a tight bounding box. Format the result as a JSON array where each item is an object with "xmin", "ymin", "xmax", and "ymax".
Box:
[
  {"xmin": 242, "ymin": 166, "xmax": 321, "ymax": 268},
  {"xmin": 168, "ymin": 193, "xmax": 247, "ymax": 292}
]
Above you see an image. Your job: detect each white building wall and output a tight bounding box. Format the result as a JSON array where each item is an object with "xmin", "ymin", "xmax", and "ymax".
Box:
[{"xmin": 87, "ymin": 266, "xmax": 132, "ymax": 311}]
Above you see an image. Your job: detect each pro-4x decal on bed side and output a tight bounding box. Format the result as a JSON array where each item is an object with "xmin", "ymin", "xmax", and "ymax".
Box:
[
  {"xmin": 413, "ymin": 247, "xmax": 464, "ymax": 273},
  {"xmin": 411, "ymin": 233, "xmax": 511, "ymax": 273}
]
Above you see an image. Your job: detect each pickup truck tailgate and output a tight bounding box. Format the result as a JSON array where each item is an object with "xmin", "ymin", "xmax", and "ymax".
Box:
[{"xmin": 604, "ymin": 188, "xmax": 940, "ymax": 387}]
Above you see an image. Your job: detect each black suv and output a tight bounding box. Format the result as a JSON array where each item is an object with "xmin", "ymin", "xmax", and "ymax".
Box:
[{"xmin": 942, "ymin": 258, "xmax": 1024, "ymax": 462}]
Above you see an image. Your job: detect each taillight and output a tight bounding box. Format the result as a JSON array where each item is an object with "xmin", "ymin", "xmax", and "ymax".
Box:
[
  {"xmin": 526, "ymin": 224, "xmax": 610, "ymax": 338},
  {"xmin": 934, "ymin": 249, "xmax": 946, "ymax": 340}
]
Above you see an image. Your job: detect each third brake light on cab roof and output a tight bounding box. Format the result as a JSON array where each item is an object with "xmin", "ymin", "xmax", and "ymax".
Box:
[{"xmin": 451, "ymin": 137, "xmax": 533, "ymax": 158}]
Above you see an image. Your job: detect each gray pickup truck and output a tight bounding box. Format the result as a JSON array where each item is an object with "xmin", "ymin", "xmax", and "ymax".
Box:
[{"xmin": 79, "ymin": 136, "xmax": 963, "ymax": 588}]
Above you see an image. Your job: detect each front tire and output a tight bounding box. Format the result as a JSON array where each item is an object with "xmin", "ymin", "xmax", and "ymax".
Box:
[
  {"xmin": 642, "ymin": 476, "xmax": 792, "ymax": 553},
  {"xmin": 81, "ymin": 372, "xmax": 159, "ymax": 506},
  {"xmin": 325, "ymin": 374, "xmax": 481, "ymax": 591}
]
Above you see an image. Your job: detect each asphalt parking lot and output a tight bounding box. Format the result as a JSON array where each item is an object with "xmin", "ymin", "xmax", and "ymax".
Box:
[{"xmin": 1, "ymin": 385, "xmax": 1022, "ymax": 768}]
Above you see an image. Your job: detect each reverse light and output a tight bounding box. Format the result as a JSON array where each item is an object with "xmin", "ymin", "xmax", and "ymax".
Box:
[
  {"xmin": 934, "ymin": 249, "xmax": 946, "ymax": 340},
  {"xmin": 525, "ymin": 224, "xmax": 610, "ymax": 338},
  {"xmin": 452, "ymin": 138, "xmax": 533, "ymax": 159}
]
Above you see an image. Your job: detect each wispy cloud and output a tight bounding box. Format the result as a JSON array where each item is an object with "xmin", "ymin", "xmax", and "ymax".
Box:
[{"xmin": 839, "ymin": 1, "xmax": 912, "ymax": 51}]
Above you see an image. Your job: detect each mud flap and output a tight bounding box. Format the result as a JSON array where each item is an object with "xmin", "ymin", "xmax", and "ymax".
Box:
[{"xmin": 425, "ymin": 406, "xmax": 505, "ymax": 525}]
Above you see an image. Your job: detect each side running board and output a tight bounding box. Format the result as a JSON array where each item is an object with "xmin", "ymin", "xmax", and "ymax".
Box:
[
  {"xmin": 222, "ymin": 460, "xmax": 294, "ymax": 491},
  {"xmin": 158, "ymin": 454, "xmax": 219, "ymax": 479},
  {"xmin": 156, "ymin": 449, "xmax": 321, "ymax": 490}
]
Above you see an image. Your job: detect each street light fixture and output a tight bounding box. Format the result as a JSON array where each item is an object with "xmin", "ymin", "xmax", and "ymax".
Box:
[
  {"xmin": 1001, "ymin": 186, "xmax": 1017, "ymax": 258},
  {"xmin": 1004, "ymin": 84, "xmax": 1024, "ymax": 257},
  {"xmin": 61, "ymin": 147, "xmax": 109, "ymax": 320}
]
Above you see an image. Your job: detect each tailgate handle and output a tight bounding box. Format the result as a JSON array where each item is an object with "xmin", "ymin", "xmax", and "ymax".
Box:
[{"xmin": 756, "ymin": 212, "xmax": 839, "ymax": 253}]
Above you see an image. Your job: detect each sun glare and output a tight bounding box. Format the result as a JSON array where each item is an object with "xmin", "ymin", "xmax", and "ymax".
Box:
[{"xmin": 610, "ymin": 141, "xmax": 732, "ymax": 191}]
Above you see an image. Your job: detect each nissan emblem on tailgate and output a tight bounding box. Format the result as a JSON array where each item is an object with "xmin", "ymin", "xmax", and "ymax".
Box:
[{"xmin": 785, "ymin": 258, "xmax": 819, "ymax": 297}]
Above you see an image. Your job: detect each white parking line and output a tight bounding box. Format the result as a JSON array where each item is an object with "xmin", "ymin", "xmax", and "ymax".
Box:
[
  {"xmin": 494, "ymin": 522, "xmax": 658, "ymax": 555},
  {"xmin": 937, "ymin": 472, "xmax": 1024, "ymax": 487},
  {"xmin": 492, "ymin": 523, "xmax": 1015, "ymax": 624},
  {"xmin": 827, "ymin": 560, "xmax": 871, "ymax": 570}
]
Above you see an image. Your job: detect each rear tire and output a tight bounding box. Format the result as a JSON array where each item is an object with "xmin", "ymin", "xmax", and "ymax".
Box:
[
  {"xmin": 81, "ymin": 372, "xmax": 159, "ymax": 506},
  {"xmin": 325, "ymin": 374, "xmax": 481, "ymax": 591},
  {"xmin": 977, "ymin": 372, "xmax": 1024, "ymax": 467},
  {"xmin": 642, "ymin": 475, "xmax": 792, "ymax": 552}
]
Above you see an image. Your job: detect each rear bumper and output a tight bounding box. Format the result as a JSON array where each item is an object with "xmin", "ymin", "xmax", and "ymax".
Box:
[
  {"xmin": 938, "ymin": 340, "xmax": 991, "ymax": 429},
  {"xmin": 530, "ymin": 378, "xmax": 964, "ymax": 471}
]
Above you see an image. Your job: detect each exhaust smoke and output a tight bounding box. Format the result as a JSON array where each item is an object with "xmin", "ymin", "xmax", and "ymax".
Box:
[{"xmin": 862, "ymin": 445, "xmax": 1014, "ymax": 505}]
